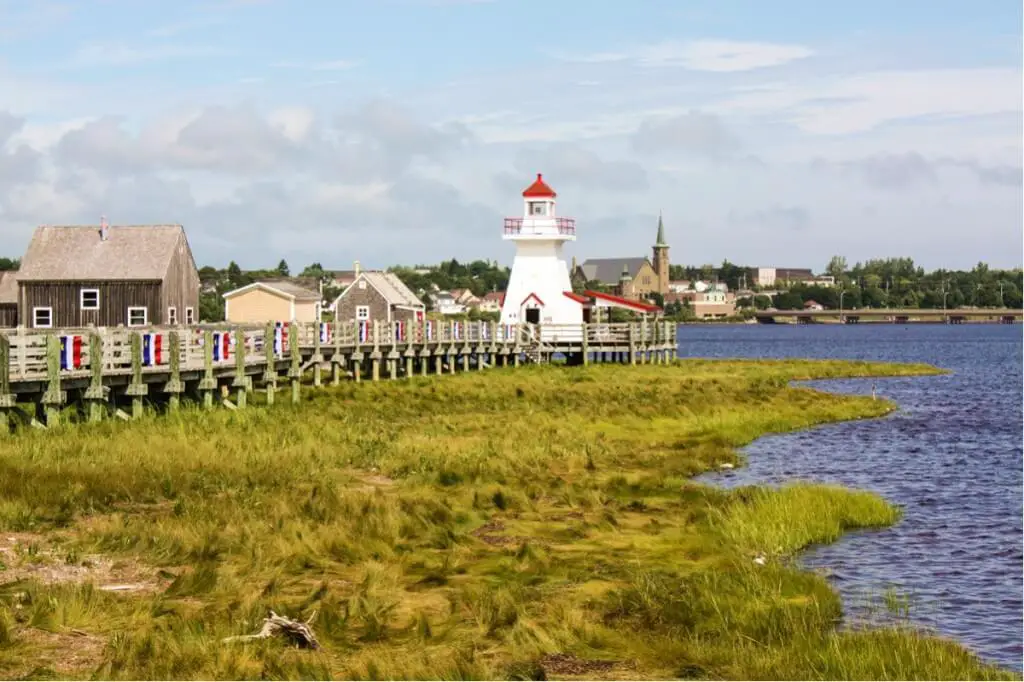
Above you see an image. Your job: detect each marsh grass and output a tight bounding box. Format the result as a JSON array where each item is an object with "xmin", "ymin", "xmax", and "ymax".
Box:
[{"xmin": 0, "ymin": 359, "xmax": 1015, "ymax": 680}]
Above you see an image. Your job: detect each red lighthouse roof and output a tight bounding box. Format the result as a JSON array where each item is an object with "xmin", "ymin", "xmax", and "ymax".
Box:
[{"xmin": 522, "ymin": 173, "xmax": 556, "ymax": 198}]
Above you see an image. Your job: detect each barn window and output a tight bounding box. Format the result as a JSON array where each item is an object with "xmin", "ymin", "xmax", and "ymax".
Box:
[
  {"xmin": 128, "ymin": 307, "xmax": 148, "ymax": 327},
  {"xmin": 80, "ymin": 288, "xmax": 100, "ymax": 310},
  {"xmin": 33, "ymin": 307, "xmax": 53, "ymax": 328},
  {"xmin": 168, "ymin": 307, "xmax": 178, "ymax": 325},
  {"xmin": 358, "ymin": 280, "xmax": 367, "ymax": 289},
  {"xmin": 185, "ymin": 307, "xmax": 195, "ymax": 324},
  {"xmin": 356, "ymin": 306, "xmax": 370, "ymax": 320}
]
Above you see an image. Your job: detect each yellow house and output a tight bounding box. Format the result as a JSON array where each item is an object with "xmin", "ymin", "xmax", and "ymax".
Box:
[{"xmin": 222, "ymin": 280, "xmax": 322, "ymax": 324}]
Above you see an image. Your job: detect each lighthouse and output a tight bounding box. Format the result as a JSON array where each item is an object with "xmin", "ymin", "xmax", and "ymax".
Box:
[{"xmin": 500, "ymin": 173, "xmax": 584, "ymax": 332}]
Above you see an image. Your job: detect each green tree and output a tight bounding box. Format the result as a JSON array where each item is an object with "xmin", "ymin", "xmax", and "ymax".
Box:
[
  {"xmin": 0, "ymin": 257, "xmax": 19, "ymax": 271},
  {"xmin": 276, "ymin": 259, "xmax": 290, "ymax": 277},
  {"xmin": 826, "ymin": 255, "xmax": 847, "ymax": 280}
]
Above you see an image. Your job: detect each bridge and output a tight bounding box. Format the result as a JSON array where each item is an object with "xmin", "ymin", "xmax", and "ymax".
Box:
[
  {"xmin": 754, "ymin": 308, "xmax": 1023, "ymax": 325},
  {"xmin": 0, "ymin": 319, "xmax": 676, "ymax": 433}
]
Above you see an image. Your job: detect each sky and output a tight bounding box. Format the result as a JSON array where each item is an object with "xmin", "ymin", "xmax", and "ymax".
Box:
[{"xmin": 0, "ymin": 0, "xmax": 1021, "ymax": 272}]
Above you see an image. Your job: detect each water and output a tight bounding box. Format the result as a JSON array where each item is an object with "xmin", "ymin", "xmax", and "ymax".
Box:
[{"xmin": 679, "ymin": 323, "xmax": 1023, "ymax": 672}]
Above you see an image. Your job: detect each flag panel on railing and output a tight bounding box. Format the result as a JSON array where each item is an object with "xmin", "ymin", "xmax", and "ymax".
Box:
[
  {"xmin": 394, "ymin": 320, "xmax": 406, "ymax": 342},
  {"xmin": 212, "ymin": 331, "xmax": 231, "ymax": 361},
  {"xmin": 274, "ymin": 322, "xmax": 289, "ymax": 356},
  {"xmin": 358, "ymin": 320, "xmax": 370, "ymax": 343},
  {"xmin": 319, "ymin": 322, "xmax": 332, "ymax": 344},
  {"xmin": 142, "ymin": 332, "xmax": 165, "ymax": 366},
  {"xmin": 60, "ymin": 335, "xmax": 83, "ymax": 370},
  {"xmin": 425, "ymin": 320, "xmax": 435, "ymax": 341}
]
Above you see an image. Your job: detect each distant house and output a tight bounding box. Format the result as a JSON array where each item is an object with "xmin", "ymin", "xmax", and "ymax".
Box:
[
  {"xmin": 332, "ymin": 271, "xmax": 425, "ymax": 324},
  {"xmin": 0, "ymin": 271, "xmax": 17, "ymax": 327},
  {"xmin": 15, "ymin": 223, "xmax": 199, "ymax": 329},
  {"xmin": 478, "ymin": 291, "xmax": 504, "ymax": 312},
  {"xmin": 804, "ymin": 299, "xmax": 824, "ymax": 311},
  {"xmin": 431, "ymin": 291, "xmax": 465, "ymax": 315},
  {"xmin": 450, "ymin": 289, "xmax": 481, "ymax": 307},
  {"xmin": 223, "ymin": 279, "xmax": 322, "ymax": 324}
]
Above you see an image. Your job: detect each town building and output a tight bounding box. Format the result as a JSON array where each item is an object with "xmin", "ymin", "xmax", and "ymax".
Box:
[
  {"xmin": 477, "ymin": 291, "xmax": 504, "ymax": 313},
  {"xmin": 331, "ymin": 270, "xmax": 425, "ymax": 325},
  {"xmin": 0, "ymin": 271, "xmax": 17, "ymax": 327},
  {"xmin": 14, "ymin": 221, "xmax": 199, "ymax": 329},
  {"xmin": 222, "ymin": 279, "xmax": 323, "ymax": 324},
  {"xmin": 572, "ymin": 214, "xmax": 672, "ymax": 299},
  {"xmin": 750, "ymin": 267, "xmax": 822, "ymax": 288},
  {"xmin": 499, "ymin": 173, "xmax": 584, "ymax": 328}
]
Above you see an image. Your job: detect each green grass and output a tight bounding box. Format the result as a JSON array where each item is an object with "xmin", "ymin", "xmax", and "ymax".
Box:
[{"xmin": 0, "ymin": 358, "xmax": 1015, "ymax": 680}]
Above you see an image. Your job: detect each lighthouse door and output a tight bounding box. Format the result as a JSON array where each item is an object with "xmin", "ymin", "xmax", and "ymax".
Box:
[{"xmin": 525, "ymin": 308, "xmax": 540, "ymax": 324}]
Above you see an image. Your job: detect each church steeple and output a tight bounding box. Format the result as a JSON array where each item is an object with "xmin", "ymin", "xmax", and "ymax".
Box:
[
  {"xmin": 651, "ymin": 212, "xmax": 670, "ymax": 296},
  {"xmin": 654, "ymin": 211, "xmax": 668, "ymax": 247}
]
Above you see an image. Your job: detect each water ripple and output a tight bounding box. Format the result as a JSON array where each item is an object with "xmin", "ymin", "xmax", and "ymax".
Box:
[{"xmin": 681, "ymin": 324, "xmax": 1023, "ymax": 672}]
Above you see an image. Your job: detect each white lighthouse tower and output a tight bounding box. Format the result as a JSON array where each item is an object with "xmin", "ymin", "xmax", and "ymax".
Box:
[{"xmin": 500, "ymin": 173, "xmax": 583, "ymax": 333}]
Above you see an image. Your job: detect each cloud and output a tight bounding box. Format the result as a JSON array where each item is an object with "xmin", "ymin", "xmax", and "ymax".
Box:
[
  {"xmin": 556, "ymin": 39, "xmax": 815, "ymax": 72},
  {"xmin": 812, "ymin": 153, "xmax": 1024, "ymax": 190},
  {"xmin": 67, "ymin": 43, "xmax": 227, "ymax": 68},
  {"xmin": 271, "ymin": 59, "xmax": 359, "ymax": 71},
  {"xmin": 631, "ymin": 111, "xmax": 740, "ymax": 158},
  {"xmin": 729, "ymin": 205, "xmax": 811, "ymax": 233},
  {"xmin": 508, "ymin": 143, "xmax": 648, "ymax": 194}
]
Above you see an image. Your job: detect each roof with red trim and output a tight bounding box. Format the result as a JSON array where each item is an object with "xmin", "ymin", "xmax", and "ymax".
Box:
[
  {"xmin": 583, "ymin": 289, "xmax": 662, "ymax": 314},
  {"xmin": 563, "ymin": 291, "xmax": 589, "ymax": 305},
  {"xmin": 522, "ymin": 173, "xmax": 556, "ymax": 198}
]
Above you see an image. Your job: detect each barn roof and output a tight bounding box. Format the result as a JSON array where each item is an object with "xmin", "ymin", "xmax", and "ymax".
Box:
[
  {"xmin": 0, "ymin": 271, "xmax": 17, "ymax": 304},
  {"xmin": 17, "ymin": 224, "xmax": 188, "ymax": 281}
]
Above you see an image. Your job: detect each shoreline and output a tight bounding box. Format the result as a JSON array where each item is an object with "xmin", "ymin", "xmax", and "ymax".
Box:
[{"xmin": 0, "ymin": 360, "xmax": 1017, "ymax": 680}]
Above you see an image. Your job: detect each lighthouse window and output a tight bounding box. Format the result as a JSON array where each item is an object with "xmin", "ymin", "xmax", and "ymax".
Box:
[{"xmin": 529, "ymin": 202, "xmax": 546, "ymax": 216}]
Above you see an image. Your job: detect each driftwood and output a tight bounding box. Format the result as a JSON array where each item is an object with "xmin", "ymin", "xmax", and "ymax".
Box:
[{"xmin": 222, "ymin": 610, "xmax": 320, "ymax": 650}]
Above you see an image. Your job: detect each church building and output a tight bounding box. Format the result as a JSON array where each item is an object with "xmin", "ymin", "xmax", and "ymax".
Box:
[{"xmin": 571, "ymin": 214, "xmax": 671, "ymax": 300}]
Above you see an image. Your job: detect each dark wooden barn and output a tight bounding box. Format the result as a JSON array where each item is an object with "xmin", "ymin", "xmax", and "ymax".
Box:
[
  {"xmin": 0, "ymin": 271, "xmax": 17, "ymax": 327},
  {"xmin": 15, "ymin": 223, "xmax": 200, "ymax": 329}
]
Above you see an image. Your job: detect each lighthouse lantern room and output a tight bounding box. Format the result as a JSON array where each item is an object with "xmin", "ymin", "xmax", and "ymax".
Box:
[{"xmin": 500, "ymin": 173, "xmax": 584, "ymax": 332}]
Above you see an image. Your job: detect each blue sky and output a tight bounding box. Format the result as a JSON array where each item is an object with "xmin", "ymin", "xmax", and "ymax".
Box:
[{"xmin": 0, "ymin": 0, "xmax": 1020, "ymax": 271}]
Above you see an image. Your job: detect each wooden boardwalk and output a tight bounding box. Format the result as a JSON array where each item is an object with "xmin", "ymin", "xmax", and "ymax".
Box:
[{"xmin": 0, "ymin": 320, "xmax": 677, "ymax": 432}]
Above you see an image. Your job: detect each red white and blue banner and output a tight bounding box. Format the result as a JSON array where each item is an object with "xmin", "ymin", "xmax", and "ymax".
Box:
[
  {"xmin": 358, "ymin": 320, "xmax": 370, "ymax": 343},
  {"xmin": 274, "ymin": 322, "xmax": 289, "ymax": 355},
  {"xmin": 212, "ymin": 331, "xmax": 231, "ymax": 361},
  {"xmin": 424, "ymin": 320, "xmax": 435, "ymax": 341},
  {"xmin": 481, "ymin": 323, "xmax": 491, "ymax": 340},
  {"xmin": 319, "ymin": 322, "xmax": 332, "ymax": 344},
  {"xmin": 394, "ymin": 320, "xmax": 406, "ymax": 342},
  {"xmin": 142, "ymin": 332, "xmax": 165, "ymax": 366},
  {"xmin": 60, "ymin": 335, "xmax": 83, "ymax": 370},
  {"xmin": 503, "ymin": 324, "xmax": 515, "ymax": 340},
  {"xmin": 453, "ymin": 321, "xmax": 463, "ymax": 341}
]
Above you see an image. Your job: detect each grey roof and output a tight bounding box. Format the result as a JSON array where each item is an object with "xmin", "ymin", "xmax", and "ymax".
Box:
[
  {"xmin": 357, "ymin": 271, "xmax": 424, "ymax": 308},
  {"xmin": 578, "ymin": 257, "xmax": 650, "ymax": 284},
  {"xmin": 17, "ymin": 225, "xmax": 188, "ymax": 281},
  {"xmin": 253, "ymin": 280, "xmax": 321, "ymax": 302},
  {"xmin": 0, "ymin": 271, "xmax": 17, "ymax": 304}
]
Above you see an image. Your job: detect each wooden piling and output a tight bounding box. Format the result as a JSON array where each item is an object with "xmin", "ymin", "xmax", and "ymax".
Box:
[
  {"xmin": 164, "ymin": 331, "xmax": 183, "ymax": 413},
  {"xmin": 85, "ymin": 333, "xmax": 106, "ymax": 421},
  {"xmin": 42, "ymin": 335, "xmax": 64, "ymax": 427},
  {"xmin": 312, "ymin": 321, "xmax": 323, "ymax": 388},
  {"xmin": 0, "ymin": 334, "xmax": 13, "ymax": 435},
  {"xmin": 199, "ymin": 329, "xmax": 216, "ymax": 408},
  {"xmin": 263, "ymin": 322, "xmax": 277, "ymax": 405},
  {"xmin": 233, "ymin": 328, "xmax": 248, "ymax": 408},
  {"xmin": 126, "ymin": 332, "xmax": 148, "ymax": 419},
  {"xmin": 289, "ymin": 320, "xmax": 301, "ymax": 404}
]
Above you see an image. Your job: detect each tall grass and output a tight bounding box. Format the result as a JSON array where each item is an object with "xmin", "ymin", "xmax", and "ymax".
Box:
[{"xmin": 0, "ymin": 359, "xmax": 1014, "ymax": 680}]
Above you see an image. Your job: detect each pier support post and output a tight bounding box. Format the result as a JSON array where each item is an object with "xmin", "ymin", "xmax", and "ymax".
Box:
[
  {"xmin": 312, "ymin": 321, "xmax": 323, "ymax": 388},
  {"xmin": 371, "ymin": 321, "xmax": 381, "ymax": 382},
  {"xmin": 199, "ymin": 330, "xmax": 216, "ymax": 408},
  {"xmin": 42, "ymin": 335, "xmax": 65, "ymax": 427},
  {"xmin": 388, "ymin": 355, "xmax": 398, "ymax": 380},
  {"xmin": 332, "ymin": 323, "xmax": 343, "ymax": 386},
  {"xmin": 353, "ymin": 355, "xmax": 363, "ymax": 383},
  {"xmin": 581, "ymin": 323, "xmax": 589, "ymax": 366},
  {"xmin": 126, "ymin": 333, "xmax": 148, "ymax": 419},
  {"xmin": 0, "ymin": 334, "xmax": 14, "ymax": 436},
  {"xmin": 164, "ymin": 332, "xmax": 183, "ymax": 413},
  {"xmin": 232, "ymin": 328, "xmax": 249, "ymax": 408},
  {"xmin": 289, "ymin": 320, "xmax": 302, "ymax": 404},
  {"xmin": 405, "ymin": 353, "xmax": 414, "ymax": 378},
  {"xmin": 263, "ymin": 322, "xmax": 277, "ymax": 405},
  {"xmin": 84, "ymin": 333, "xmax": 106, "ymax": 421}
]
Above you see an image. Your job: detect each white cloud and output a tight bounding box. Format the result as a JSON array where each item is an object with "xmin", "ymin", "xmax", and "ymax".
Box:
[
  {"xmin": 555, "ymin": 39, "xmax": 815, "ymax": 72},
  {"xmin": 271, "ymin": 59, "xmax": 359, "ymax": 71},
  {"xmin": 67, "ymin": 43, "xmax": 227, "ymax": 68}
]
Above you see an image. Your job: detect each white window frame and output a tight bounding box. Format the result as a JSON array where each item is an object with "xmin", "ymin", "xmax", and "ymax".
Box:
[
  {"xmin": 127, "ymin": 306, "xmax": 148, "ymax": 327},
  {"xmin": 80, "ymin": 288, "xmax": 100, "ymax": 310},
  {"xmin": 356, "ymin": 305, "xmax": 370, "ymax": 320},
  {"xmin": 358, "ymin": 280, "xmax": 367, "ymax": 289},
  {"xmin": 33, "ymin": 307, "xmax": 53, "ymax": 329},
  {"xmin": 167, "ymin": 306, "xmax": 178, "ymax": 325},
  {"xmin": 185, "ymin": 307, "xmax": 195, "ymax": 324}
]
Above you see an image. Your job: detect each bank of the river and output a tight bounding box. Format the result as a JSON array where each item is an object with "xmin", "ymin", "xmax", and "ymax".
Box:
[{"xmin": 0, "ymin": 362, "xmax": 1016, "ymax": 680}]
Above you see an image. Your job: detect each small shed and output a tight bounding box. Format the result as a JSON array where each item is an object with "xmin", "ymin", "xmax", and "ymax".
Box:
[
  {"xmin": 16, "ymin": 223, "xmax": 200, "ymax": 329},
  {"xmin": 0, "ymin": 271, "xmax": 18, "ymax": 327},
  {"xmin": 332, "ymin": 271, "xmax": 425, "ymax": 324},
  {"xmin": 222, "ymin": 279, "xmax": 323, "ymax": 324}
]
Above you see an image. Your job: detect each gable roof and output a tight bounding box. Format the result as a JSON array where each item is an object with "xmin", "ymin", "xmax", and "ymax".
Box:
[
  {"xmin": 578, "ymin": 257, "xmax": 650, "ymax": 284},
  {"xmin": 0, "ymin": 271, "xmax": 17, "ymax": 304},
  {"xmin": 17, "ymin": 225, "xmax": 189, "ymax": 281},
  {"xmin": 223, "ymin": 280, "xmax": 321, "ymax": 302},
  {"xmin": 522, "ymin": 173, "xmax": 556, "ymax": 198},
  {"xmin": 584, "ymin": 289, "xmax": 662, "ymax": 314},
  {"xmin": 337, "ymin": 271, "xmax": 424, "ymax": 308}
]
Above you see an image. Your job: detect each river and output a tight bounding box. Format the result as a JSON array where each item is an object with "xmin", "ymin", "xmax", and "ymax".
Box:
[{"xmin": 678, "ymin": 323, "xmax": 1023, "ymax": 672}]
